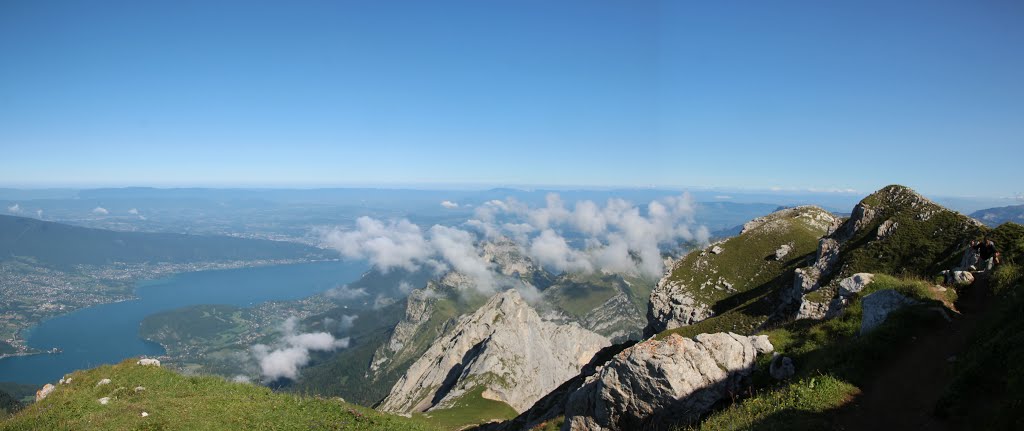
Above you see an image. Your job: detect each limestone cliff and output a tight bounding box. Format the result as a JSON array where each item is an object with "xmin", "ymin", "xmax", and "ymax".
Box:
[{"xmin": 378, "ymin": 289, "xmax": 610, "ymax": 414}]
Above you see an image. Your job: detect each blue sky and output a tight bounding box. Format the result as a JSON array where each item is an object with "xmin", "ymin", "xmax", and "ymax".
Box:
[{"xmin": 1, "ymin": 1, "xmax": 1022, "ymax": 197}]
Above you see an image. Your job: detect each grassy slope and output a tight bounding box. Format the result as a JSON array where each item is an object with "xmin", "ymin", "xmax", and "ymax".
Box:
[
  {"xmin": 656, "ymin": 207, "xmax": 831, "ymax": 338},
  {"xmin": 688, "ymin": 275, "xmax": 956, "ymax": 430},
  {"xmin": 413, "ymin": 386, "xmax": 518, "ymax": 430},
  {"xmin": 1, "ymin": 360, "xmax": 439, "ymax": 431}
]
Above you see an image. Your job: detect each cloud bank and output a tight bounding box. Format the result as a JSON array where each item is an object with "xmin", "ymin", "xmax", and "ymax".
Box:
[
  {"xmin": 321, "ymin": 193, "xmax": 709, "ymax": 290},
  {"xmin": 251, "ymin": 317, "xmax": 349, "ymax": 381}
]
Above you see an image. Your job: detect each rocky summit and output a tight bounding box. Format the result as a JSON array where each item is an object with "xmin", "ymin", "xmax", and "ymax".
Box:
[{"xmin": 379, "ymin": 289, "xmax": 610, "ymax": 414}]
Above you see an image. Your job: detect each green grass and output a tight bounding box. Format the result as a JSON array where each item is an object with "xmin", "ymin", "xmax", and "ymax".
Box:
[
  {"xmin": 654, "ymin": 207, "xmax": 833, "ymax": 337},
  {"xmin": 687, "ymin": 375, "xmax": 859, "ymax": 431},
  {"xmin": 1, "ymin": 360, "xmax": 440, "ymax": 431},
  {"xmin": 677, "ymin": 274, "xmax": 955, "ymax": 430},
  {"xmin": 412, "ymin": 386, "xmax": 518, "ymax": 430},
  {"xmin": 937, "ymin": 259, "xmax": 1024, "ymax": 429}
]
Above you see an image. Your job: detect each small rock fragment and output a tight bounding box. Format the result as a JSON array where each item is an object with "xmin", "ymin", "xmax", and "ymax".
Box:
[
  {"xmin": 35, "ymin": 384, "xmax": 56, "ymax": 402},
  {"xmin": 96, "ymin": 378, "xmax": 111, "ymax": 387},
  {"xmin": 98, "ymin": 397, "xmax": 110, "ymax": 405},
  {"xmin": 137, "ymin": 358, "xmax": 161, "ymax": 367}
]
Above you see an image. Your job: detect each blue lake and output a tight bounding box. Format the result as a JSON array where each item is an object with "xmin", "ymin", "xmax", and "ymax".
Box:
[{"xmin": 0, "ymin": 260, "xmax": 368, "ymax": 385}]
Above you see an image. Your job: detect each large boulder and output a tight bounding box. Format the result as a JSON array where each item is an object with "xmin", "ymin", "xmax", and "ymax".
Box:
[
  {"xmin": 563, "ymin": 332, "xmax": 772, "ymax": 431},
  {"xmin": 860, "ymin": 289, "xmax": 918, "ymax": 335}
]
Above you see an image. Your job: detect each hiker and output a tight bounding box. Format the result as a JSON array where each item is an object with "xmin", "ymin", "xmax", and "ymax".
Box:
[
  {"xmin": 960, "ymin": 239, "xmax": 981, "ymax": 270},
  {"xmin": 978, "ymin": 236, "xmax": 999, "ymax": 271}
]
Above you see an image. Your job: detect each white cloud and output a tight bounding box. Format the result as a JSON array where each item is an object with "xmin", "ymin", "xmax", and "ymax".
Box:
[
  {"xmin": 714, "ymin": 195, "xmax": 732, "ymax": 200},
  {"xmin": 429, "ymin": 225, "xmax": 496, "ymax": 293},
  {"xmin": 321, "ymin": 217, "xmax": 432, "ymax": 272},
  {"xmin": 398, "ymin": 281, "xmax": 415, "ymax": 294},
  {"xmin": 128, "ymin": 208, "xmax": 139, "ymax": 215},
  {"xmin": 319, "ymin": 192, "xmax": 708, "ymax": 289},
  {"xmin": 252, "ymin": 317, "xmax": 350, "ymax": 381},
  {"xmin": 440, "ymin": 200, "xmax": 459, "ymax": 209},
  {"xmin": 36, "ymin": 209, "xmax": 43, "ymax": 218},
  {"xmin": 92, "ymin": 207, "xmax": 109, "ymax": 215},
  {"xmin": 528, "ymin": 229, "xmax": 593, "ymax": 273},
  {"xmin": 325, "ymin": 285, "xmax": 368, "ymax": 300},
  {"xmin": 7, "ymin": 204, "xmax": 21, "ymax": 214}
]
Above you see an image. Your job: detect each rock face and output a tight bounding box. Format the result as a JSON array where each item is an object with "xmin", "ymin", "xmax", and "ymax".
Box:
[
  {"xmin": 647, "ymin": 277, "xmax": 713, "ymax": 334},
  {"xmin": 563, "ymin": 333, "xmax": 772, "ymax": 431},
  {"xmin": 860, "ymin": 289, "xmax": 918, "ymax": 335},
  {"xmin": 379, "ymin": 289, "xmax": 609, "ymax": 414},
  {"xmin": 137, "ymin": 358, "xmax": 161, "ymax": 366},
  {"xmin": 792, "ymin": 238, "xmax": 842, "ymax": 320}
]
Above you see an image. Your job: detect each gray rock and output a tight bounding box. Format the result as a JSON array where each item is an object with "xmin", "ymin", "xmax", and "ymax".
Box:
[
  {"xmin": 710, "ymin": 245, "xmax": 724, "ymax": 255},
  {"xmin": 860, "ymin": 289, "xmax": 918, "ymax": 335},
  {"xmin": 647, "ymin": 278, "xmax": 713, "ymax": 334},
  {"xmin": 98, "ymin": 397, "xmax": 110, "ymax": 405},
  {"xmin": 791, "ymin": 239, "xmax": 842, "ymax": 320},
  {"xmin": 833, "ymin": 203, "xmax": 877, "ymax": 243},
  {"xmin": 838, "ymin": 273, "xmax": 875, "ymax": 297},
  {"xmin": 96, "ymin": 378, "xmax": 111, "ymax": 387},
  {"xmin": 774, "ymin": 244, "xmax": 792, "ymax": 261},
  {"xmin": 876, "ymin": 219, "xmax": 898, "ymax": 240},
  {"xmin": 562, "ymin": 333, "xmax": 772, "ymax": 430},
  {"xmin": 35, "ymin": 383, "xmax": 55, "ymax": 402},
  {"xmin": 769, "ymin": 354, "xmax": 795, "ymax": 380},
  {"xmin": 949, "ymin": 270, "xmax": 975, "ymax": 286},
  {"xmin": 137, "ymin": 358, "xmax": 161, "ymax": 367},
  {"xmin": 380, "ymin": 289, "xmax": 609, "ymax": 414}
]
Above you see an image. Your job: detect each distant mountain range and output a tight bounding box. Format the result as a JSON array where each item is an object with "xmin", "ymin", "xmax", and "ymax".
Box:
[
  {"xmin": 970, "ymin": 204, "xmax": 1024, "ymax": 227},
  {"xmin": 0, "ymin": 214, "xmax": 331, "ymax": 268}
]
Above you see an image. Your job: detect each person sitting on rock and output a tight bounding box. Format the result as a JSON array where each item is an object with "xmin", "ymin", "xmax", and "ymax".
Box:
[{"xmin": 978, "ymin": 236, "xmax": 999, "ymax": 271}]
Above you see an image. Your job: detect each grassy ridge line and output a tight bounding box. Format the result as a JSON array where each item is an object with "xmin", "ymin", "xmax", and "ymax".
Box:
[{"xmin": 1, "ymin": 360, "xmax": 439, "ymax": 431}]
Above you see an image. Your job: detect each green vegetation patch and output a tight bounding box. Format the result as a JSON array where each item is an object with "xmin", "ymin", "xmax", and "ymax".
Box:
[
  {"xmin": 413, "ymin": 386, "xmax": 518, "ymax": 430},
  {"xmin": 689, "ymin": 375, "xmax": 859, "ymax": 431},
  {"xmin": 2, "ymin": 359, "xmax": 438, "ymax": 431}
]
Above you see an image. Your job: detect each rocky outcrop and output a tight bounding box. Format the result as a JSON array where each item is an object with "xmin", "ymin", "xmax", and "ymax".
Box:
[
  {"xmin": 792, "ymin": 238, "xmax": 842, "ymax": 320},
  {"xmin": 821, "ymin": 273, "xmax": 875, "ymax": 318},
  {"xmin": 368, "ymin": 283, "xmax": 442, "ymax": 375},
  {"xmin": 876, "ymin": 219, "xmax": 898, "ymax": 240},
  {"xmin": 379, "ymin": 289, "xmax": 609, "ymax": 414},
  {"xmin": 562, "ymin": 332, "xmax": 772, "ymax": 430},
  {"xmin": 860, "ymin": 289, "xmax": 918, "ymax": 335},
  {"xmin": 647, "ymin": 277, "xmax": 713, "ymax": 335},
  {"xmin": 137, "ymin": 358, "xmax": 161, "ymax": 366},
  {"xmin": 35, "ymin": 384, "xmax": 55, "ymax": 402}
]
